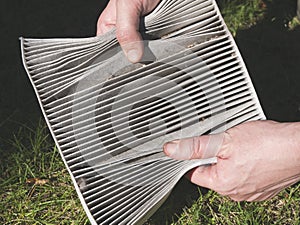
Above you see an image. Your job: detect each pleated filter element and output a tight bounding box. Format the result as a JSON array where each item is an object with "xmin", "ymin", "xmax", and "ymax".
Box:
[{"xmin": 20, "ymin": 0, "xmax": 266, "ymax": 224}]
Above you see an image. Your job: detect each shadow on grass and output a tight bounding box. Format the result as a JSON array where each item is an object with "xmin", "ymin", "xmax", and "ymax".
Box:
[{"xmin": 236, "ymin": 0, "xmax": 300, "ymax": 122}]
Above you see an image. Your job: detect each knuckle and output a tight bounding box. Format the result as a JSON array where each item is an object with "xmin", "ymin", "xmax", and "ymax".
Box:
[
  {"xmin": 192, "ymin": 136, "xmax": 202, "ymax": 158},
  {"xmin": 222, "ymin": 130, "xmax": 232, "ymax": 148},
  {"xmin": 217, "ymin": 131, "xmax": 232, "ymax": 158}
]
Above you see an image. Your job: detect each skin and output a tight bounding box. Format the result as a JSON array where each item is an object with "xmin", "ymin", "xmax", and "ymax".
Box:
[
  {"xmin": 97, "ymin": 0, "xmax": 300, "ymax": 201},
  {"xmin": 164, "ymin": 120, "xmax": 300, "ymax": 201},
  {"xmin": 97, "ymin": 0, "xmax": 161, "ymax": 63}
]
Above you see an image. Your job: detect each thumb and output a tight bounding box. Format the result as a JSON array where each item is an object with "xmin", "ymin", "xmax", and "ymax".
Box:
[
  {"xmin": 116, "ymin": 0, "xmax": 144, "ymax": 63},
  {"xmin": 163, "ymin": 133, "xmax": 224, "ymax": 160}
]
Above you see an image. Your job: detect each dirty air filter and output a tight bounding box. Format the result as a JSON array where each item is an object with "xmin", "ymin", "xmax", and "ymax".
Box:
[{"xmin": 20, "ymin": 0, "xmax": 265, "ymax": 224}]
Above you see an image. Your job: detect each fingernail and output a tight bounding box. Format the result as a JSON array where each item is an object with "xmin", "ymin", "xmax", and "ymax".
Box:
[
  {"xmin": 127, "ymin": 49, "xmax": 139, "ymax": 63},
  {"xmin": 164, "ymin": 140, "xmax": 179, "ymax": 157}
]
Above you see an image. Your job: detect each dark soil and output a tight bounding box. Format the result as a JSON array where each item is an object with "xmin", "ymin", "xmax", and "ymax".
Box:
[
  {"xmin": 0, "ymin": 0, "xmax": 108, "ymax": 147},
  {"xmin": 236, "ymin": 0, "xmax": 300, "ymax": 122}
]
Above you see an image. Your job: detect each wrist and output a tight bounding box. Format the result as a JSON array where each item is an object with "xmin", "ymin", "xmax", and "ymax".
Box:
[
  {"xmin": 287, "ymin": 122, "xmax": 300, "ymax": 164},
  {"xmin": 278, "ymin": 122, "xmax": 300, "ymax": 177}
]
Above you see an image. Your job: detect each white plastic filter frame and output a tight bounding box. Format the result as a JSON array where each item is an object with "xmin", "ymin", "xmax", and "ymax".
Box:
[{"xmin": 20, "ymin": 0, "xmax": 266, "ymax": 224}]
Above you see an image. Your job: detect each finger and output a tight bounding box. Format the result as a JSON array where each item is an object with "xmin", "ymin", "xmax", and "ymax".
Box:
[
  {"xmin": 163, "ymin": 133, "xmax": 225, "ymax": 160},
  {"xmin": 97, "ymin": 0, "xmax": 117, "ymax": 35},
  {"xmin": 186, "ymin": 164, "xmax": 218, "ymax": 189},
  {"xmin": 116, "ymin": 0, "xmax": 144, "ymax": 63}
]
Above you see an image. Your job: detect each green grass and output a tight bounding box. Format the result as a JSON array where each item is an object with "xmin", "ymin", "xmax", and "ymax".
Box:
[
  {"xmin": 172, "ymin": 186, "xmax": 300, "ymax": 225},
  {"xmin": 0, "ymin": 121, "xmax": 89, "ymax": 225},
  {"xmin": 218, "ymin": 0, "xmax": 267, "ymax": 36},
  {"xmin": 288, "ymin": 16, "xmax": 300, "ymax": 30}
]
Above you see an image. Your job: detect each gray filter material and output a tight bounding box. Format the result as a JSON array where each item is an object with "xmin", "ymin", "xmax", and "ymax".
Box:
[{"xmin": 20, "ymin": 0, "xmax": 265, "ymax": 224}]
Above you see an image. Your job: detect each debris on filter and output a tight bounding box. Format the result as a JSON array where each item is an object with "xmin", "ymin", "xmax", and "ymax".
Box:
[{"xmin": 76, "ymin": 177, "xmax": 88, "ymax": 192}]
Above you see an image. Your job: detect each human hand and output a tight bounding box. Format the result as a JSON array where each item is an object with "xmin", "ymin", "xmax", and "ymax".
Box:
[
  {"xmin": 163, "ymin": 120, "xmax": 300, "ymax": 201},
  {"xmin": 97, "ymin": 0, "xmax": 161, "ymax": 63}
]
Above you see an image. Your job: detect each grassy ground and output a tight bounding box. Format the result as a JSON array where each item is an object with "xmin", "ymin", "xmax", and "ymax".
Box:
[
  {"xmin": 217, "ymin": 0, "xmax": 267, "ymax": 36},
  {"xmin": 1, "ymin": 122, "xmax": 299, "ymax": 224},
  {"xmin": 173, "ymin": 186, "xmax": 300, "ymax": 225},
  {"xmin": 1, "ymin": 0, "xmax": 300, "ymax": 224},
  {"xmin": 0, "ymin": 122, "xmax": 89, "ymax": 225}
]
